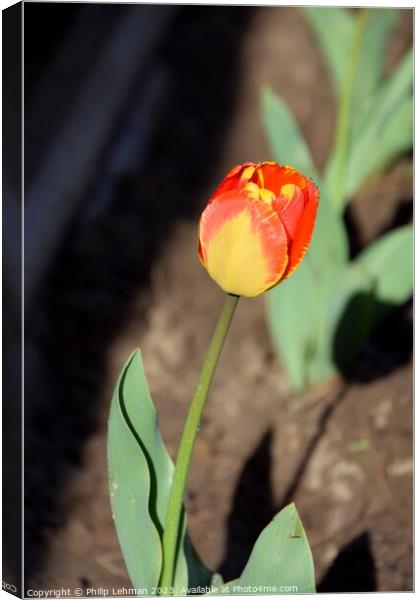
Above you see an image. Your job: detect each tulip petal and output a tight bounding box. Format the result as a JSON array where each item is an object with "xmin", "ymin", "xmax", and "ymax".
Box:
[
  {"xmin": 254, "ymin": 162, "xmax": 282, "ymax": 192},
  {"xmin": 199, "ymin": 193, "xmax": 288, "ymax": 297},
  {"xmin": 273, "ymin": 184, "xmax": 305, "ymax": 241},
  {"xmin": 255, "ymin": 163, "xmax": 306, "ymax": 197},
  {"xmin": 282, "ymin": 179, "xmax": 319, "ymax": 279},
  {"xmin": 210, "ymin": 163, "xmax": 255, "ymax": 201}
]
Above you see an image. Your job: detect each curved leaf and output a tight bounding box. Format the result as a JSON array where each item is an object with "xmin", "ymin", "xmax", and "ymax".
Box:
[
  {"xmin": 224, "ymin": 504, "xmax": 315, "ymax": 594},
  {"xmin": 108, "ymin": 352, "xmax": 162, "ymax": 592},
  {"xmin": 355, "ymin": 225, "xmax": 413, "ymax": 322},
  {"xmin": 108, "ymin": 350, "xmax": 211, "ymax": 595}
]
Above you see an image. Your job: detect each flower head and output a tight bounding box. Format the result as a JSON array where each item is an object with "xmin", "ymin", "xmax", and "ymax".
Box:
[{"xmin": 198, "ymin": 161, "xmax": 319, "ymax": 297}]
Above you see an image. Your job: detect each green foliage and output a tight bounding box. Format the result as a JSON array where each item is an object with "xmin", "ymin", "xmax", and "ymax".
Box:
[
  {"xmin": 302, "ymin": 7, "xmax": 354, "ymax": 93},
  {"xmin": 302, "ymin": 8, "xmax": 399, "ymax": 121},
  {"xmin": 211, "ymin": 504, "xmax": 315, "ymax": 594},
  {"xmin": 305, "ymin": 8, "xmax": 412, "ymax": 211},
  {"xmin": 109, "ymin": 352, "xmax": 315, "ymax": 594},
  {"xmin": 108, "ymin": 350, "xmax": 211, "ymax": 594},
  {"xmin": 346, "ymin": 50, "xmax": 413, "ymax": 198},
  {"xmin": 108, "ymin": 339, "xmax": 318, "ymax": 594},
  {"xmin": 355, "ymin": 225, "xmax": 414, "ymax": 323},
  {"xmin": 262, "ymin": 7, "xmax": 413, "ymax": 392},
  {"xmin": 261, "ymin": 86, "xmax": 319, "ymax": 180}
]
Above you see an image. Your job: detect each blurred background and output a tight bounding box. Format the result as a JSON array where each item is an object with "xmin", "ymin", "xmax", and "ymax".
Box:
[{"xmin": 18, "ymin": 3, "xmax": 413, "ymax": 594}]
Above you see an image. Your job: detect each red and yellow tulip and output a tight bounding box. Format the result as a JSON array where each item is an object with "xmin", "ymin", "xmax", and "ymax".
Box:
[{"xmin": 198, "ymin": 161, "xmax": 319, "ymax": 297}]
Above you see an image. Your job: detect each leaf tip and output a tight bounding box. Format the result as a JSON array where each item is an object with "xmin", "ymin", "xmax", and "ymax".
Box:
[{"xmin": 260, "ymin": 83, "xmax": 274, "ymax": 105}]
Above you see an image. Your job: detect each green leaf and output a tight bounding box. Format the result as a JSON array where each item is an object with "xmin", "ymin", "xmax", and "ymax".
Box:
[
  {"xmin": 370, "ymin": 95, "xmax": 412, "ymax": 172},
  {"xmin": 227, "ymin": 504, "xmax": 315, "ymax": 594},
  {"xmin": 346, "ymin": 49, "xmax": 413, "ymax": 198},
  {"xmin": 301, "ymin": 7, "xmax": 354, "ymax": 93},
  {"xmin": 108, "ymin": 352, "xmax": 162, "ymax": 592},
  {"xmin": 266, "ymin": 184, "xmax": 349, "ymax": 392},
  {"xmin": 267, "ymin": 256, "xmax": 320, "ymax": 392},
  {"xmin": 260, "ymin": 83, "xmax": 354, "ymax": 391},
  {"xmin": 322, "ymin": 225, "xmax": 413, "ymax": 372},
  {"xmin": 260, "ymin": 86, "xmax": 319, "ymax": 180},
  {"xmin": 355, "ymin": 225, "xmax": 413, "ymax": 322},
  {"xmin": 108, "ymin": 350, "xmax": 211, "ymax": 594}
]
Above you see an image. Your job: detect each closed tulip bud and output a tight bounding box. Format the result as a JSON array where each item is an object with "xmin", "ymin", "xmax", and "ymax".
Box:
[{"xmin": 198, "ymin": 161, "xmax": 319, "ymax": 298}]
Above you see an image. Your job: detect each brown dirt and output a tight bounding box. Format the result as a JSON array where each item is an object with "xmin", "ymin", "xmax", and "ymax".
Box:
[{"xmin": 29, "ymin": 6, "xmax": 413, "ymax": 595}]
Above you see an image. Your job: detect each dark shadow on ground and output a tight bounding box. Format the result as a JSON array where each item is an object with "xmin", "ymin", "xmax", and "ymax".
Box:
[
  {"xmin": 218, "ymin": 431, "xmax": 276, "ymax": 582},
  {"xmin": 218, "ymin": 394, "xmax": 347, "ymax": 579},
  {"xmin": 333, "ymin": 298, "xmax": 412, "ymax": 385},
  {"xmin": 334, "ymin": 196, "xmax": 413, "ymax": 385},
  {"xmin": 219, "ymin": 427, "xmax": 378, "ymax": 592},
  {"xmin": 318, "ymin": 532, "xmax": 377, "ymax": 592}
]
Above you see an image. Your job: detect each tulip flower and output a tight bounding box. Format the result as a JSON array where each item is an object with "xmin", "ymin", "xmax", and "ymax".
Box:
[
  {"xmin": 198, "ymin": 161, "xmax": 319, "ymax": 297},
  {"xmin": 111, "ymin": 161, "xmax": 319, "ymax": 594}
]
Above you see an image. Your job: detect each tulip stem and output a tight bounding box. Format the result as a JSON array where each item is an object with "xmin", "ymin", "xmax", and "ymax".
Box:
[{"xmin": 159, "ymin": 293, "xmax": 239, "ymax": 594}]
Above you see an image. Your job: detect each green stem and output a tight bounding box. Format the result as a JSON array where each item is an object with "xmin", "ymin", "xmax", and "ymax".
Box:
[
  {"xmin": 159, "ymin": 293, "xmax": 239, "ymax": 593},
  {"xmin": 330, "ymin": 8, "xmax": 370, "ymax": 210}
]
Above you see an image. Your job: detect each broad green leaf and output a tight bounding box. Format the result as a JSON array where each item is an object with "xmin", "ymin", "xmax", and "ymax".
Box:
[
  {"xmin": 228, "ymin": 504, "xmax": 315, "ymax": 594},
  {"xmin": 260, "ymin": 86, "xmax": 319, "ymax": 180},
  {"xmin": 355, "ymin": 225, "xmax": 413, "ymax": 322},
  {"xmin": 266, "ymin": 188, "xmax": 346, "ymax": 391},
  {"xmin": 267, "ymin": 256, "xmax": 320, "ymax": 392},
  {"xmin": 368, "ymin": 95, "xmax": 412, "ymax": 173},
  {"xmin": 260, "ymin": 84, "xmax": 352, "ymax": 390},
  {"xmin": 261, "ymin": 85, "xmax": 349, "ymax": 390},
  {"xmin": 309, "ymin": 185, "xmax": 348, "ymax": 273},
  {"xmin": 301, "ymin": 7, "xmax": 354, "ymax": 93},
  {"xmin": 269, "ymin": 187, "xmax": 349, "ymax": 391},
  {"xmin": 346, "ymin": 49, "xmax": 413, "ymax": 198},
  {"xmin": 108, "ymin": 350, "xmax": 211, "ymax": 594},
  {"xmin": 321, "ymin": 225, "xmax": 413, "ymax": 374},
  {"xmin": 108, "ymin": 352, "xmax": 162, "ymax": 592}
]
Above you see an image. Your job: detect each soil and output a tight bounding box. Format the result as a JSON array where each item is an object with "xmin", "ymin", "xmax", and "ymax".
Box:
[{"xmin": 27, "ymin": 6, "xmax": 413, "ymax": 595}]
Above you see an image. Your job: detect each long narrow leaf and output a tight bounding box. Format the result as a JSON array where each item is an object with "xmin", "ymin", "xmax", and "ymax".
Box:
[{"xmin": 108, "ymin": 351, "xmax": 211, "ymax": 594}]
